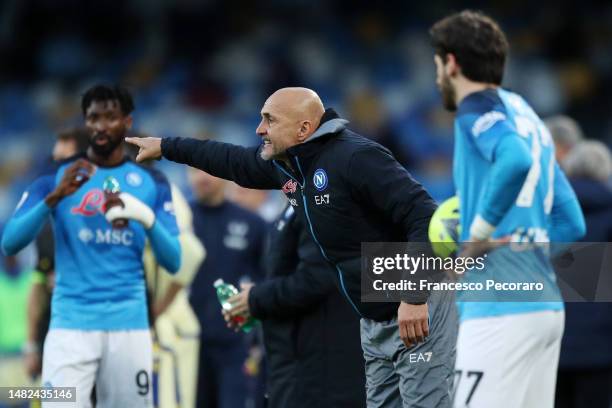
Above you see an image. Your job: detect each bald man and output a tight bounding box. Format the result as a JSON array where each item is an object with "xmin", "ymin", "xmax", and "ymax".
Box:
[{"xmin": 127, "ymin": 88, "xmax": 457, "ymax": 407}]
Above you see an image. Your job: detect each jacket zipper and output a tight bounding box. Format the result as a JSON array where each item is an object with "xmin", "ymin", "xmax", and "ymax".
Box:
[{"xmin": 292, "ymin": 158, "xmax": 363, "ymax": 318}]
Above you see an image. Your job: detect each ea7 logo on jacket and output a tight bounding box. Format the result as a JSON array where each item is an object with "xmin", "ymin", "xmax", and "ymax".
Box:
[
  {"xmin": 314, "ymin": 194, "xmax": 330, "ymax": 205},
  {"xmin": 313, "ymin": 169, "xmax": 328, "ymax": 191},
  {"xmin": 282, "ymin": 179, "xmax": 298, "ymax": 194}
]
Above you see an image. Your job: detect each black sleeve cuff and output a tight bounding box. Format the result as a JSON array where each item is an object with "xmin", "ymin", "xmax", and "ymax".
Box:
[
  {"xmin": 248, "ymin": 285, "xmax": 265, "ymax": 320},
  {"xmin": 400, "ymin": 291, "xmax": 429, "ymax": 304},
  {"xmin": 160, "ymin": 137, "xmax": 176, "ymax": 161}
]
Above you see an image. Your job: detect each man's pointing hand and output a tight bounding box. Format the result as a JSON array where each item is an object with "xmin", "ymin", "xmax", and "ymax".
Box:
[{"xmin": 125, "ymin": 137, "xmax": 163, "ymax": 162}]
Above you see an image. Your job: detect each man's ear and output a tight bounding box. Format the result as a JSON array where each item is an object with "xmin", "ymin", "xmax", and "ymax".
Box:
[
  {"xmin": 297, "ymin": 121, "xmax": 312, "ymax": 142},
  {"xmin": 445, "ymin": 53, "xmax": 460, "ymax": 77}
]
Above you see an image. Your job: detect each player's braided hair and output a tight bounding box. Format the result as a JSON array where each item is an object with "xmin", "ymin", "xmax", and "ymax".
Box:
[
  {"xmin": 430, "ymin": 10, "xmax": 509, "ymax": 85},
  {"xmin": 81, "ymin": 84, "xmax": 135, "ymax": 116}
]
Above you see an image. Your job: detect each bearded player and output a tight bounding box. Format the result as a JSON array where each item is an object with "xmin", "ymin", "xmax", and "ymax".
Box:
[
  {"xmin": 1, "ymin": 84, "xmax": 181, "ymax": 408},
  {"xmin": 430, "ymin": 11, "xmax": 586, "ymax": 408}
]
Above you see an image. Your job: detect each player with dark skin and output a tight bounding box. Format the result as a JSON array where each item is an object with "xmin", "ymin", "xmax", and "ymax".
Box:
[
  {"xmin": 44, "ymin": 99, "xmax": 133, "ymax": 209},
  {"xmin": 2, "ymin": 84, "xmax": 180, "ymax": 408}
]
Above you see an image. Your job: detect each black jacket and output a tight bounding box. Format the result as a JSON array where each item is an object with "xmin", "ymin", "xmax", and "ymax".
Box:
[
  {"xmin": 249, "ymin": 205, "xmax": 365, "ymax": 408},
  {"xmin": 162, "ymin": 109, "xmax": 437, "ymax": 321}
]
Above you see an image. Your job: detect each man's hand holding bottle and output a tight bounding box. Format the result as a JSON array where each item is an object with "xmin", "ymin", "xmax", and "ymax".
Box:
[{"xmin": 216, "ymin": 280, "xmax": 256, "ymax": 332}]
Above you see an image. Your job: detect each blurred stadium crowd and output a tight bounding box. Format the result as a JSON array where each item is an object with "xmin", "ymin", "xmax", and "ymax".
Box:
[
  {"xmin": 1, "ymin": 1, "xmax": 611, "ymax": 212},
  {"xmin": 0, "ymin": 1, "xmax": 611, "ymax": 407}
]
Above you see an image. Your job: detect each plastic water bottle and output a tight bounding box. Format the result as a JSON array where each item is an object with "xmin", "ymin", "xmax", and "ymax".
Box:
[
  {"xmin": 103, "ymin": 176, "xmax": 128, "ymax": 229},
  {"xmin": 214, "ymin": 279, "xmax": 255, "ymax": 333}
]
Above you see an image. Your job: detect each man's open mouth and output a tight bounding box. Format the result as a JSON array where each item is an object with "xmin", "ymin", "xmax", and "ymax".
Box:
[{"xmin": 94, "ymin": 135, "xmax": 110, "ymax": 145}]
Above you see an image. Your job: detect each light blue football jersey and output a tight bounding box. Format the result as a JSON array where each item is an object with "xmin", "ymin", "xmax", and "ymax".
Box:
[
  {"xmin": 454, "ymin": 88, "xmax": 579, "ymax": 320},
  {"xmin": 12, "ymin": 156, "xmax": 179, "ymax": 330}
]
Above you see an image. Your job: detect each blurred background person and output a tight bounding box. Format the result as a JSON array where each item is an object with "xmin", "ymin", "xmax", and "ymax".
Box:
[
  {"xmin": 545, "ymin": 115, "xmax": 585, "ymax": 168},
  {"xmin": 187, "ymin": 168, "xmax": 267, "ymax": 408},
  {"xmin": 226, "ymin": 184, "xmax": 284, "ymax": 223},
  {"xmin": 8, "ymin": 128, "xmax": 88, "ymax": 408},
  {"xmin": 145, "ymin": 183, "xmax": 205, "ymax": 408},
  {"xmin": 223, "ymin": 183, "xmax": 281, "ymax": 408},
  {"xmin": 224, "ymin": 205, "xmax": 366, "ymax": 408},
  {"xmin": 0, "ymin": 252, "xmax": 33, "ymax": 408},
  {"xmin": 144, "ymin": 173, "xmax": 206, "ymax": 408},
  {"xmin": 23, "ymin": 128, "xmax": 89, "ymax": 384},
  {"xmin": 125, "ymin": 134, "xmax": 207, "ymax": 408},
  {"xmin": 52, "ymin": 128, "xmax": 90, "ymax": 163},
  {"xmin": 555, "ymin": 138, "xmax": 612, "ymax": 408}
]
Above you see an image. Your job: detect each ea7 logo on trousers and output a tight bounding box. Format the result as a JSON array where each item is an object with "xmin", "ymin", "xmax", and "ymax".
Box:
[{"xmin": 409, "ymin": 352, "xmax": 433, "ymax": 363}]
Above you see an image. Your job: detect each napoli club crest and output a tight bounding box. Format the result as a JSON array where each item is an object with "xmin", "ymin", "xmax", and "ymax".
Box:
[
  {"xmin": 125, "ymin": 172, "xmax": 143, "ymax": 187},
  {"xmin": 313, "ymin": 169, "xmax": 328, "ymax": 191}
]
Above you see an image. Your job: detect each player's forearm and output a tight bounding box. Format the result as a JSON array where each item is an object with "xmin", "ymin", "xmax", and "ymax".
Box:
[
  {"xmin": 146, "ymin": 221, "xmax": 181, "ymax": 273},
  {"xmin": 44, "ymin": 189, "xmax": 64, "ymax": 208},
  {"xmin": 475, "ymin": 136, "xmax": 532, "ymax": 235},
  {"xmin": 26, "ymin": 283, "xmax": 48, "ymax": 343},
  {"xmin": 154, "ymin": 282, "xmax": 183, "ymax": 317},
  {"xmin": 161, "ymin": 137, "xmax": 279, "ymax": 189},
  {"xmin": 1, "ymin": 201, "xmax": 51, "ymax": 255},
  {"xmin": 171, "ymin": 232, "xmax": 205, "ymax": 286}
]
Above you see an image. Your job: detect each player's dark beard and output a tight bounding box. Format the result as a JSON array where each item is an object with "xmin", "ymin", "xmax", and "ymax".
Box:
[
  {"xmin": 89, "ymin": 134, "xmax": 124, "ymax": 157},
  {"xmin": 440, "ymin": 73, "xmax": 457, "ymax": 112}
]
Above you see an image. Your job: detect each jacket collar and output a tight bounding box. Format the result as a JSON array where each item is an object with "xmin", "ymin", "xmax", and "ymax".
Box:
[
  {"xmin": 286, "ymin": 108, "xmax": 348, "ymax": 158},
  {"xmin": 305, "ymin": 108, "xmax": 348, "ymax": 143},
  {"xmin": 273, "ymin": 108, "xmax": 348, "ymax": 185}
]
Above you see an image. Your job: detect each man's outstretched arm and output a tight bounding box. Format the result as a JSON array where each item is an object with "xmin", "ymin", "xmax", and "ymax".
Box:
[{"xmin": 126, "ymin": 136, "xmax": 281, "ymax": 190}]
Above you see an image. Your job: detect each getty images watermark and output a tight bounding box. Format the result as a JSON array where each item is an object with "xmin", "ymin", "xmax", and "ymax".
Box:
[
  {"xmin": 370, "ymin": 252, "xmax": 546, "ymax": 292},
  {"xmin": 360, "ymin": 242, "xmax": 612, "ymax": 303}
]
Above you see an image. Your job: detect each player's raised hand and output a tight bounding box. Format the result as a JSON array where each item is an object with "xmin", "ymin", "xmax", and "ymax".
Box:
[
  {"xmin": 398, "ymin": 302, "xmax": 429, "ymax": 348},
  {"xmin": 105, "ymin": 192, "xmax": 155, "ymax": 229},
  {"xmin": 125, "ymin": 136, "xmax": 162, "ymax": 162},
  {"xmin": 45, "ymin": 159, "xmax": 96, "ymax": 207}
]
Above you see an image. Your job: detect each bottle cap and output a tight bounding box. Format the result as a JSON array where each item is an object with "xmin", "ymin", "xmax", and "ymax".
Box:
[
  {"xmin": 103, "ymin": 176, "xmax": 120, "ymax": 193},
  {"xmin": 213, "ymin": 279, "xmax": 224, "ymax": 288}
]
